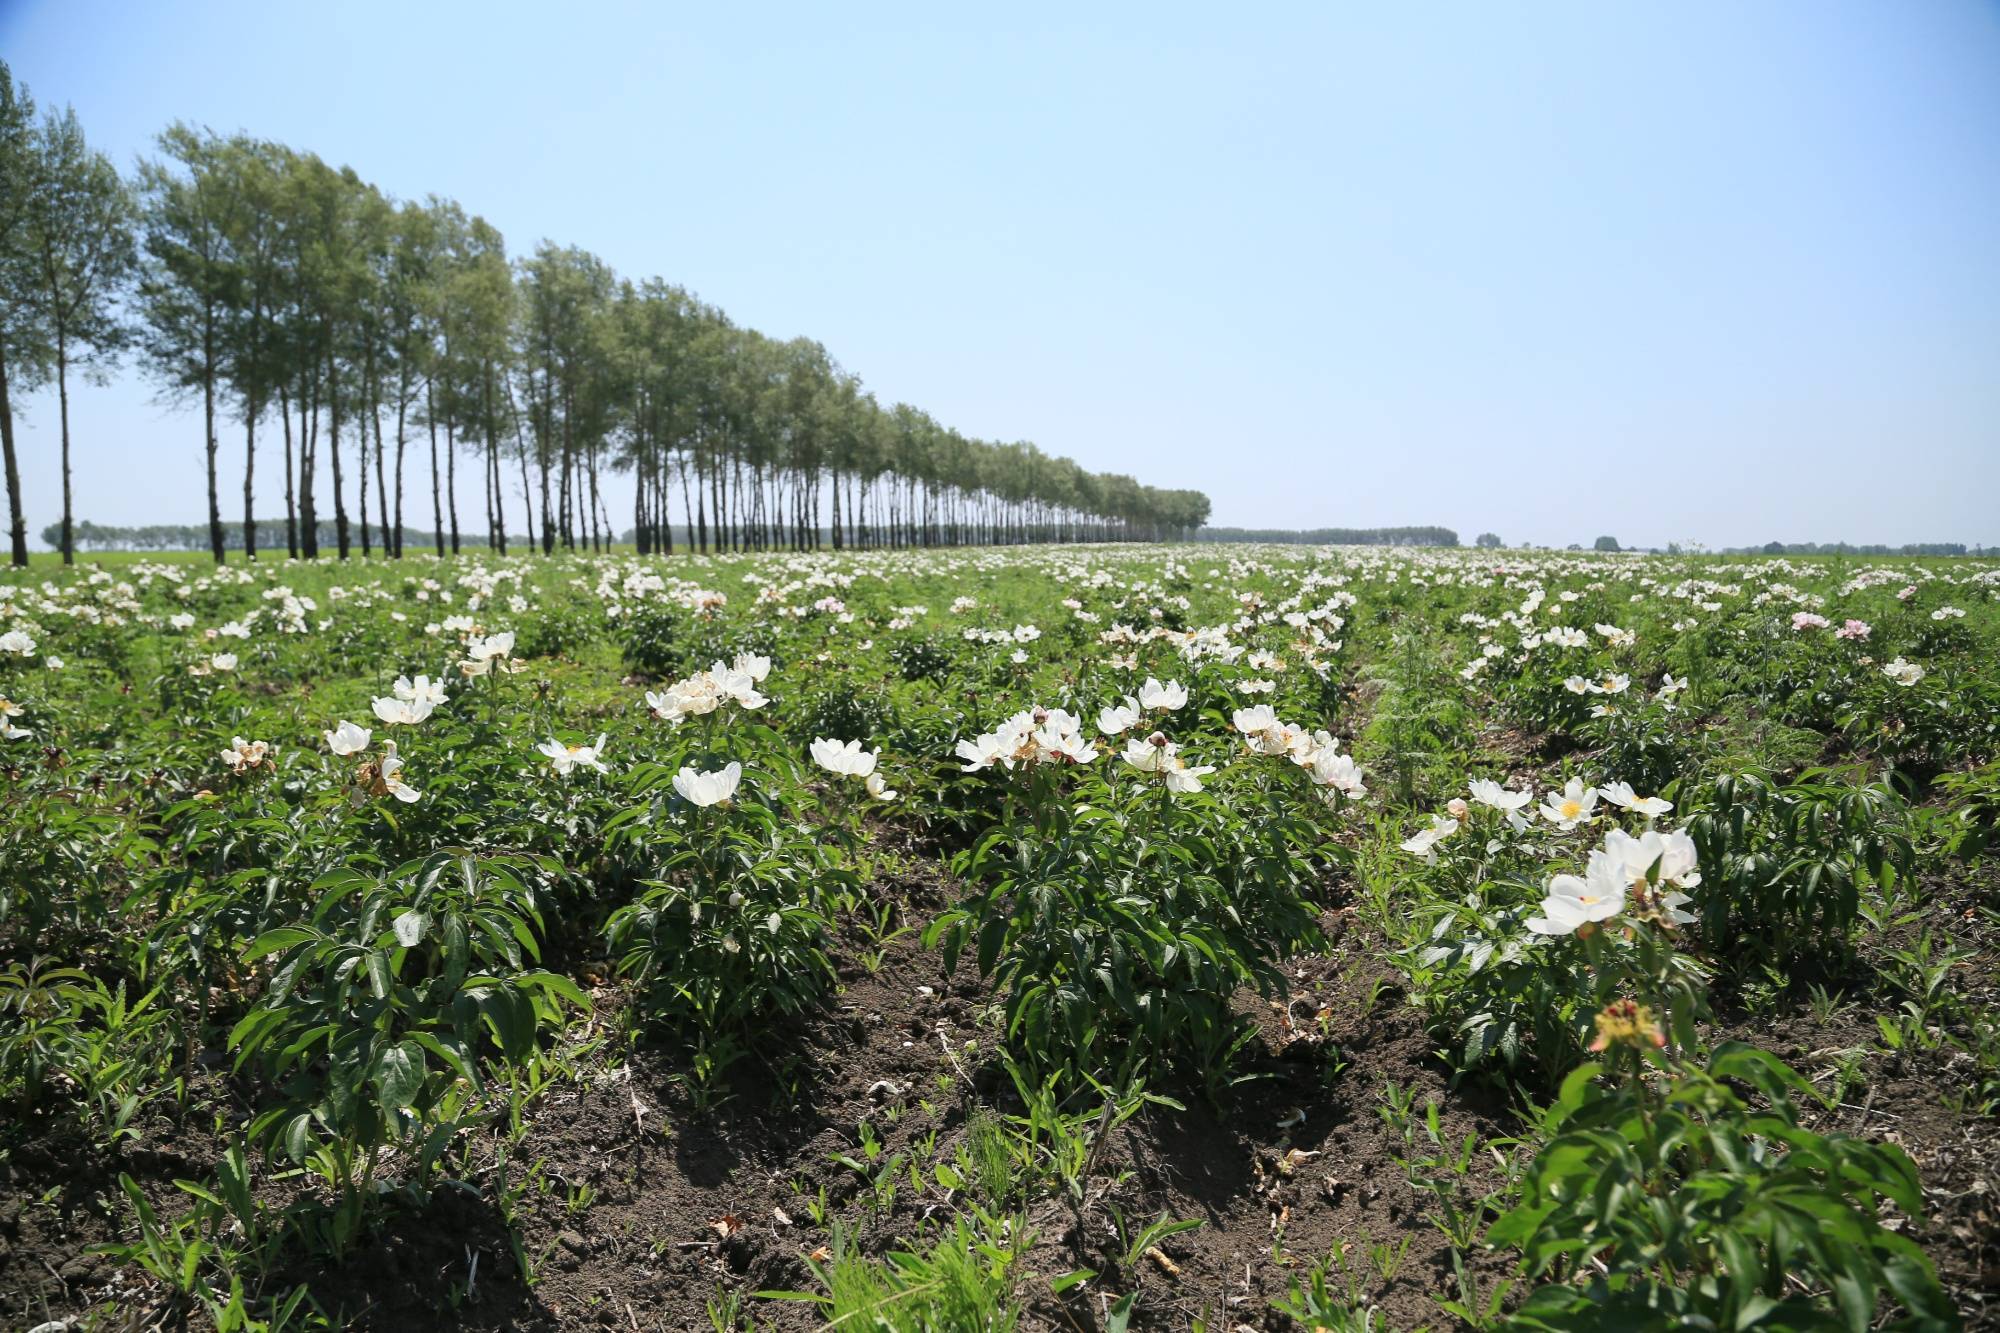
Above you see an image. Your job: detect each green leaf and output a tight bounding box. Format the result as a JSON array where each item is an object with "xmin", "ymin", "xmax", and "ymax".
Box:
[
  {"xmin": 373, "ymin": 1039, "xmax": 426, "ymax": 1110},
  {"xmin": 393, "ymin": 910, "xmax": 428, "ymax": 948},
  {"xmin": 244, "ymin": 927, "xmax": 315, "ymax": 961}
]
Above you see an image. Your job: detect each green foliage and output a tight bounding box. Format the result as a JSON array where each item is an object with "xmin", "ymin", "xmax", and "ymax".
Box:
[
  {"xmin": 1491, "ymin": 1045, "xmax": 1954, "ymax": 1332},
  {"xmin": 1682, "ymin": 769, "xmax": 1913, "ymax": 969},
  {"xmin": 931, "ymin": 757, "xmax": 1332, "ymax": 1090},
  {"xmin": 228, "ymin": 853, "xmax": 584, "ymax": 1250},
  {"xmin": 760, "ymin": 1213, "xmax": 1028, "ymax": 1329},
  {"xmin": 604, "ymin": 762, "xmax": 838, "ymax": 1056}
]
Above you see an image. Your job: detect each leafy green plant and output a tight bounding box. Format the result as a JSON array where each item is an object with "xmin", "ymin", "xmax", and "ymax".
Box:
[
  {"xmin": 931, "ymin": 743, "xmax": 1332, "ymax": 1088},
  {"xmin": 229, "ymin": 853, "xmax": 585, "ymax": 1252},
  {"xmin": 1682, "ymin": 768, "xmax": 1914, "ymax": 969},
  {"xmin": 604, "ymin": 759, "xmax": 838, "ymax": 1066},
  {"xmin": 1490, "ymin": 1044, "xmax": 1954, "ymax": 1331},
  {"xmin": 760, "ymin": 1213, "xmax": 1029, "ymax": 1331}
]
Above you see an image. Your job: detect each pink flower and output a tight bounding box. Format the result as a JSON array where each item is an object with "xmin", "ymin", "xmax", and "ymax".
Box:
[
  {"xmin": 1836, "ymin": 619, "xmax": 1871, "ymax": 641},
  {"xmin": 1791, "ymin": 612, "xmax": 1829, "ymax": 631},
  {"xmin": 1897, "ymin": 585, "xmax": 1917, "ymax": 601}
]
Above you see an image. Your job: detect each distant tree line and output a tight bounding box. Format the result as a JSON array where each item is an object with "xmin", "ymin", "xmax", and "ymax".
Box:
[
  {"xmin": 1723, "ymin": 541, "xmax": 1980, "ymax": 558},
  {"xmin": 1196, "ymin": 525, "xmax": 1459, "ymax": 547},
  {"xmin": 39, "ymin": 518, "xmax": 450, "ymax": 554},
  {"xmin": 0, "ymin": 59, "xmax": 1210, "ymax": 569}
]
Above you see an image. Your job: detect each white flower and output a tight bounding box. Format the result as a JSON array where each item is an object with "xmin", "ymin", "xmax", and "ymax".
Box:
[
  {"xmin": 324, "ymin": 720, "xmax": 372, "ymax": 755},
  {"xmin": 956, "ymin": 706, "xmax": 1096, "ymax": 771},
  {"xmin": 709, "ymin": 660, "xmax": 769, "ymax": 710},
  {"xmin": 538, "ymin": 734, "xmax": 609, "ymax": 776},
  {"xmin": 1881, "ymin": 657, "xmax": 1924, "ymax": 686},
  {"xmin": 1595, "ymin": 827, "xmax": 1701, "ymax": 894},
  {"xmin": 1600, "ymin": 781, "xmax": 1672, "ymax": 818},
  {"xmin": 372, "ymin": 693, "xmax": 436, "ymax": 726},
  {"xmin": 864, "ymin": 770, "xmax": 899, "ymax": 802},
  {"xmin": 1122, "ymin": 733, "xmax": 1170, "ymax": 772},
  {"xmin": 460, "ymin": 630, "xmax": 521, "ymax": 677},
  {"xmin": 1232, "ymin": 704, "xmax": 1303, "ymax": 757},
  {"xmin": 394, "ymin": 673, "xmax": 449, "ymax": 706},
  {"xmin": 1469, "ymin": 779, "xmax": 1532, "ymax": 813},
  {"xmin": 377, "ymin": 740, "xmax": 421, "ymax": 803},
  {"xmin": 1526, "ymin": 863, "xmax": 1627, "ymax": 935},
  {"xmin": 1137, "ymin": 677, "xmax": 1188, "ymax": 711},
  {"xmin": 1309, "ymin": 747, "xmax": 1368, "ymax": 801},
  {"xmin": 0, "ymin": 717, "xmax": 31, "ymax": 741},
  {"xmin": 1538, "ymin": 778, "xmax": 1599, "ymax": 830},
  {"xmin": 648, "ymin": 662, "xmax": 766, "ymax": 723},
  {"xmin": 674, "ymin": 761, "xmax": 742, "ymax": 807},
  {"xmin": 210, "ymin": 653, "xmax": 239, "ymax": 672},
  {"xmin": 0, "ymin": 629, "xmax": 37, "ymax": 656},
  {"xmin": 1232, "ymin": 704, "xmax": 1278, "ymax": 736},
  {"xmin": 1035, "ymin": 713, "xmax": 1098, "ymax": 765},
  {"xmin": 1400, "ymin": 815, "xmax": 1459, "ymax": 860},
  {"xmin": 954, "ymin": 729, "xmax": 1008, "ymax": 772},
  {"xmin": 1121, "ymin": 732, "xmax": 1214, "ymax": 793},
  {"xmin": 466, "ymin": 630, "xmax": 515, "ymax": 661},
  {"xmin": 1469, "ymin": 779, "xmax": 1533, "ymax": 831},
  {"xmin": 220, "ymin": 736, "xmax": 269, "ymax": 773},
  {"xmin": 810, "ymin": 737, "xmax": 878, "ymax": 778},
  {"xmin": 1098, "ymin": 696, "xmax": 1142, "ymax": 736}
]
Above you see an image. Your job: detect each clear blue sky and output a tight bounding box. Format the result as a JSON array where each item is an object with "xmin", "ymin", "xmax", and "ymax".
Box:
[{"xmin": 4, "ymin": 1, "xmax": 1997, "ymax": 550}]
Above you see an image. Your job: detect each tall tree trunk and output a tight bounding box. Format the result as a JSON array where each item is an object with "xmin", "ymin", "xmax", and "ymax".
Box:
[
  {"xmin": 668, "ymin": 448, "xmax": 684, "ymax": 552},
  {"xmin": 486, "ymin": 369, "xmax": 506, "ymax": 555},
  {"xmin": 587, "ymin": 441, "xmax": 604, "ymax": 552},
  {"xmin": 445, "ymin": 414, "xmax": 460, "ymax": 554},
  {"xmin": 298, "ymin": 373, "xmax": 318, "ymax": 559},
  {"xmin": 516, "ymin": 444, "xmax": 535, "ymax": 554},
  {"xmin": 427, "ymin": 377, "xmax": 444, "ymax": 557},
  {"xmin": 537, "ymin": 419, "xmax": 554, "ymax": 556},
  {"xmin": 328, "ymin": 341, "xmax": 349, "ymax": 559},
  {"xmin": 243, "ymin": 390, "xmax": 258, "ymax": 560},
  {"xmin": 358, "ymin": 398, "xmax": 371, "ymax": 558},
  {"xmin": 391, "ymin": 372, "xmax": 408, "ymax": 558},
  {"xmin": 280, "ymin": 384, "xmax": 298, "ymax": 558},
  {"xmin": 634, "ymin": 461, "xmax": 648, "ymax": 555},
  {"xmin": 373, "ymin": 384, "xmax": 389, "ymax": 557},
  {"xmin": 205, "ymin": 319, "xmax": 224, "ymax": 564},
  {"xmin": 56, "ymin": 332, "xmax": 73, "ymax": 565},
  {"xmin": 694, "ymin": 447, "xmax": 708, "ymax": 554},
  {"xmin": 0, "ymin": 339, "xmax": 25, "ymax": 567}
]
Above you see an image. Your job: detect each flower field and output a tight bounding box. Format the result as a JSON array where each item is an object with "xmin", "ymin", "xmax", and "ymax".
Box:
[{"xmin": 1, "ymin": 544, "xmax": 1996, "ymax": 1331}]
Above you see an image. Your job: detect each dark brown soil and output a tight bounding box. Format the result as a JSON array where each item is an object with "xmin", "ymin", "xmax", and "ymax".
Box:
[{"xmin": 4, "ymin": 857, "xmax": 1995, "ymax": 1330}]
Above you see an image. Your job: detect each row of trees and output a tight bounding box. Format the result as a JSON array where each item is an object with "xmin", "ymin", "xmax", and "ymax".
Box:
[
  {"xmin": 39, "ymin": 518, "xmax": 445, "ymax": 554},
  {"xmin": 1197, "ymin": 525, "xmax": 1460, "ymax": 547},
  {"xmin": 0, "ymin": 59, "xmax": 1209, "ymax": 567}
]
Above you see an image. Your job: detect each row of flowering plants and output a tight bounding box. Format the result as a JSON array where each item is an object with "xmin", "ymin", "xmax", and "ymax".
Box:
[
  {"xmin": 0, "ymin": 544, "xmax": 1990, "ymax": 1329},
  {"xmin": 928, "ymin": 686, "xmax": 1366, "ymax": 1088}
]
